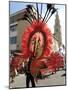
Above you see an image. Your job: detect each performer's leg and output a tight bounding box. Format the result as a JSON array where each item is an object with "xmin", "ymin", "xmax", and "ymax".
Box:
[
  {"xmin": 30, "ymin": 74, "xmax": 35, "ymax": 87},
  {"xmin": 26, "ymin": 74, "xmax": 30, "ymax": 88}
]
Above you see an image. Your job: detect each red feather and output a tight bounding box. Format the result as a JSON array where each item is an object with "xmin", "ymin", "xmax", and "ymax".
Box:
[{"xmin": 21, "ymin": 20, "xmax": 53, "ymax": 59}]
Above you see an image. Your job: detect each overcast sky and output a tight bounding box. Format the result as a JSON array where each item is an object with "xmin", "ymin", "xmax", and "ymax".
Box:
[{"xmin": 10, "ymin": 1, "xmax": 65, "ymax": 46}]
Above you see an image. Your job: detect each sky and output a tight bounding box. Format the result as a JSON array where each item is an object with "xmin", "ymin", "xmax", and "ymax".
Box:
[{"xmin": 10, "ymin": 1, "xmax": 65, "ymax": 46}]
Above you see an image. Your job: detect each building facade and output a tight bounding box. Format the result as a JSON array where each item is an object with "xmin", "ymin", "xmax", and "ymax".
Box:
[{"xmin": 10, "ymin": 9, "xmax": 30, "ymax": 54}]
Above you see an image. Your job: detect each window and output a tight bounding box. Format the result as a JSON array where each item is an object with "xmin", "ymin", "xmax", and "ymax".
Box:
[
  {"xmin": 10, "ymin": 25, "xmax": 17, "ymax": 32},
  {"xmin": 10, "ymin": 36, "xmax": 17, "ymax": 44}
]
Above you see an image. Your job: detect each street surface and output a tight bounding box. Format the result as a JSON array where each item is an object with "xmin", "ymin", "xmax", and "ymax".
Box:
[{"xmin": 10, "ymin": 70, "xmax": 66, "ymax": 88}]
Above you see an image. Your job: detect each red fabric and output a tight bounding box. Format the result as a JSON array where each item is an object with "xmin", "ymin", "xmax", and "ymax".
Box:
[
  {"xmin": 30, "ymin": 58, "xmax": 47, "ymax": 77},
  {"xmin": 30, "ymin": 52, "xmax": 64, "ymax": 76},
  {"xmin": 10, "ymin": 56, "xmax": 24, "ymax": 71},
  {"xmin": 48, "ymin": 52, "xmax": 64, "ymax": 71},
  {"xmin": 21, "ymin": 20, "xmax": 53, "ymax": 59}
]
